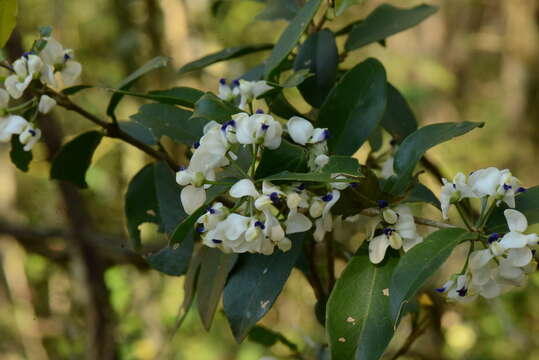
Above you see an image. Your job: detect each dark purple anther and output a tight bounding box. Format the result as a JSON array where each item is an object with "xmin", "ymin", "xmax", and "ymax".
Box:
[
  {"xmin": 221, "ymin": 119, "xmax": 236, "ymax": 132},
  {"xmin": 63, "ymin": 53, "xmax": 71, "ymax": 61},
  {"xmin": 255, "ymin": 109, "xmax": 264, "ymax": 114},
  {"xmin": 435, "ymin": 287, "xmax": 446, "ymax": 293},
  {"xmin": 452, "ymin": 183, "xmax": 457, "ymax": 189},
  {"xmin": 457, "ymin": 287, "xmax": 467, "ymax": 297},
  {"xmin": 377, "ymin": 200, "xmax": 389, "ymax": 208},
  {"xmin": 322, "ymin": 193, "xmax": 333, "ymax": 202},
  {"xmin": 503, "ymin": 184, "xmax": 512, "ymax": 191},
  {"xmin": 232, "ymin": 79, "xmax": 240, "ymax": 87},
  {"xmin": 196, "ymin": 225, "xmax": 205, "ymax": 233},
  {"xmin": 382, "ymin": 227, "xmax": 393, "ymax": 236},
  {"xmin": 22, "ymin": 51, "xmax": 33, "ymax": 59},
  {"xmin": 193, "ymin": 141, "xmax": 200, "ymax": 149},
  {"xmin": 270, "ymin": 192, "xmax": 280, "ymax": 205},
  {"xmin": 517, "ymin": 187, "xmax": 527, "ymax": 193},
  {"xmin": 322, "ymin": 129, "xmax": 330, "ymax": 140},
  {"xmin": 219, "ymin": 78, "xmax": 227, "ymax": 85},
  {"xmin": 254, "ymin": 221, "xmax": 265, "ymax": 230},
  {"xmin": 208, "ymin": 206, "xmax": 216, "ymax": 214},
  {"xmin": 29, "ymin": 129, "xmax": 37, "ymax": 136},
  {"xmin": 212, "ymin": 239, "xmax": 223, "ymax": 244},
  {"xmin": 488, "ymin": 233, "xmax": 499, "ymax": 244},
  {"xmin": 261, "ymin": 123, "xmax": 269, "ymax": 131},
  {"xmin": 532, "ymin": 249, "xmax": 537, "ymax": 256},
  {"xmin": 179, "ymin": 166, "xmax": 186, "ymax": 171}
]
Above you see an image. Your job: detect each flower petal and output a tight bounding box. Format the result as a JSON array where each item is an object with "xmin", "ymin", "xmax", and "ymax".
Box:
[
  {"xmin": 504, "ymin": 209, "xmax": 528, "ymax": 233},
  {"xmin": 287, "ymin": 116, "xmax": 313, "ymax": 145},
  {"xmin": 368, "ymin": 234, "xmax": 390, "ymax": 264},
  {"xmin": 229, "ymin": 179, "xmax": 259, "ymax": 198},
  {"xmin": 180, "ymin": 185, "xmax": 206, "ymax": 215}
]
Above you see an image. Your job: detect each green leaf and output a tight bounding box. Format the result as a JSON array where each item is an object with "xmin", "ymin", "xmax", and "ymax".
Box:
[
  {"xmin": 318, "ymin": 58, "xmax": 387, "ymax": 155},
  {"xmin": 381, "ymin": 83, "xmax": 417, "ymax": 143},
  {"xmin": 255, "ymin": 140, "xmax": 308, "ymax": 179},
  {"xmin": 326, "ymin": 249, "xmax": 398, "ymax": 360},
  {"xmin": 124, "ymin": 164, "xmax": 160, "ymax": 250},
  {"xmin": 386, "ymin": 122, "xmax": 484, "ymax": 195},
  {"xmin": 111, "ymin": 87, "xmax": 204, "ymax": 108},
  {"xmin": 334, "ymin": 0, "xmax": 366, "ymax": 16},
  {"xmin": 50, "ymin": 130, "xmax": 103, "ymax": 188},
  {"xmin": 404, "ymin": 182, "xmax": 441, "ymax": 209},
  {"xmin": 191, "ymin": 92, "xmax": 240, "ymax": 124},
  {"xmin": 147, "ymin": 237, "xmax": 194, "ymax": 276},
  {"xmin": 10, "ymin": 135, "xmax": 32, "ymax": 172},
  {"xmin": 0, "ymin": 0, "xmax": 17, "ymax": 48},
  {"xmin": 279, "ymin": 69, "xmax": 313, "ymax": 88},
  {"xmin": 294, "ymin": 29, "xmax": 339, "ymax": 107},
  {"xmin": 131, "ymin": 103, "xmax": 203, "ymax": 145},
  {"xmin": 256, "ymin": 0, "xmax": 301, "ymax": 21},
  {"xmin": 263, "ymin": 0, "xmax": 322, "ymax": 79},
  {"xmin": 265, "ymin": 92, "xmax": 303, "ymax": 119},
  {"xmin": 178, "ymin": 44, "xmax": 273, "ymax": 74},
  {"xmin": 169, "ymin": 182, "xmax": 233, "ymax": 245},
  {"xmin": 486, "ymin": 186, "xmax": 539, "ymax": 233},
  {"xmin": 154, "ymin": 161, "xmax": 186, "ymax": 234},
  {"xmin": 118, "ymin": 121, "xmax": 157, "ymax": 145},
  {"xmin": 107, "ymin": 56, "xmax": 170, "ymax": 119},
  {"xmin": 262, "ymin": 156, "xmax": 362, "ymax": 183},
  {"xmin": 389, "ymin": 228, "xmax": 474, "ymax": 324},
  {"xmin": 197, "ymin": 247, "xmax": 238, "ymax": 330},
  {"xmin": 61, "ymin": 85, "xmax": 93, "ymax": 95},
  {"xmin": 248, "ymin": 325, "xmax": 299, "ymax": 352},
  {"xmin": 223, "ymin": 233, "xmax": 304, "ymax": 342},
  {"xmin": 345, "ymin": 4, "xmax": 438, "ymax": 51}
]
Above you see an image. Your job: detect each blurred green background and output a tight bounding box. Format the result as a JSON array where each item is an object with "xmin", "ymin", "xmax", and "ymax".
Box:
[{"xmin": 2, "ymin": 0, "xmax": 539, "ymax": 359}]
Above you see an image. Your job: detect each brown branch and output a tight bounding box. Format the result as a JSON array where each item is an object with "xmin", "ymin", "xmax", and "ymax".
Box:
[
  {"xmin": 303, "ymin": 240, "xmax": 326, "ymax": 302},
  {"xmin": 34, "ymin": 86, "xmax": 180, "ymax": 171},
  {"xmin": 325, "ymin": 235, "xmax": 336, "ymax": 292},
  {"xmin": 389, "ymin": 317, "xmax": 431, "ymax": 360}
]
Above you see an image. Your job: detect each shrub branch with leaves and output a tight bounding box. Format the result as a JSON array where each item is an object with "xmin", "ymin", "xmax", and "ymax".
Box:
[{"xmin": 1, "ymin": 1, "xmax": 538, "ymax": 359}]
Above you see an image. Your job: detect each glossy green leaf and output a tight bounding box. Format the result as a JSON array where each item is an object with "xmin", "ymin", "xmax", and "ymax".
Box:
[
  {"xmin": 345, "ymin": 4, "xmax": 438, "ymax": 51},
  {"xmin": 256, "ymin": 0, "xmax": 301, "ymax": 21},
  {"xmin": 131, "ymin": 103, "xmax": 203, "ymax": 145},
  {"xmin": 154, "ymin": 161, "xmax": 186, "ymax": 234},
  {"xmin": 404, "ymin": 182, "xmax": 441, "ymax": 209},
  {"xmin": 389, "ymin": 228, "xmax": 474, "ymax": 324},
  {"xmin": 10, "ymin": 135, "xmax": 32, "ymax": 172},
  {"xmin": 294, "ymin": 29, "xmax": 339, "ymax": 107},
  {"xmin": 486, "ymin": 186, "xmax": 539, "ymax": 233},
  {"xmin": 265, "ymin": 92, "xmax": 303, "ymax": 119},
  {"xmin": 318, "ymin": 58, "xmax": 387, "ymax": 155},
  {"xmin": 263, "ymin": 0, "xmax": 322, "ymax": 79},
  {"xmin": 326, "ymin": 249, "xmax": 398, "ymax": 360},
  {"xmin": 61, "ymin": 85, "xmax": 93, "ymax": 95},
  {"xmin": 124, "ymin": 164, "xmax": 160, "ymax": 250},
  {"xmin": 147, "ymin": 236, "xmax": 194, "ymax": 276},
  {"xmin": 0, "ymin": 0, "xmax": 17, "ymax": 48},
  {"xmin": 118, "ymin": 121, "xmax": 157, "ymax": 145},
  {"xmin": 107, "ymin": 56, "xmax": 170, "ymax": 119},
  {"xmin": 255, "ymin": 140, "xmax": 308, "ymax": 178},
  {"xmin": 279, "ymin": 69, "xmax": 313, "ymax": 88},
  {"xmin": 50, "ymin": 130, "xmax": 103, "ymax": 188},
  {"xmin": 381, "ymin": 83, "xmax": 417, "ymax": 143},
  {"xmin": 197, "ymin": 248, "xmax": 238, "ymax": 330},
  {"xmin": 262, "ymin": 156, "xmax": 362, "ymax": 183},
  {"xmin": 223, "ymin": 233, "xmax": 304, "ymax": 342},
  {"xmin": 334, "ymin": 0, "xmax": 366, "ymax": 16},
  {"xmin": 110, "ymin": 87, "xmax": 204, "ymax": 108},
  {"xmin": 386, "ymin": 122, "xmax": 484, "ymax": 194},
  {"xmin": 248, "ymin": 325, "xmax": 299, "ymax": 352},
  {"xmin": 191, "ymin": 92, "xmax": 240, "ymax": 124},
  {"xmin": 179, "ymin": 44, "xmax": 273, "ymax": 74}
]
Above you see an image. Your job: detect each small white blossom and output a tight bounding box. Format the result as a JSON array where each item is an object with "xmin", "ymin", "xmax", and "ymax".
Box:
[
  {"xmin": 287, "ymin": 116, "xmax": 329, "ymax": 145},
  {"xmin": 0, "ymin": 114, "xmax": 28, "ymax": 142},
  {"xmin": 40, "ymin": 37, "xmax": 82, "ymax": 86},
  {"xmin": 235, "ymin": 112, "xmax": 282, "ymax": 149},
  {"xmin": 38, "ymin": 95, "xmax": 57, "ymax": 114},
  {"xmin": 19, "ymin": 123, "xmax": 42, "ymax": 151},
  {"xmin": 5, "ymin": 54, "xmax": 43, "ymax": 99},
  {"xmin": 236, "ymin": 80, "xmax": 272, "ymax": 110}
]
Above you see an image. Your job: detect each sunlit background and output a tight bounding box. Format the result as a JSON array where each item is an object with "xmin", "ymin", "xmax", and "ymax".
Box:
[{"xmin": 1, "ymin": 0, "xmax": 539, "ymax": 359}]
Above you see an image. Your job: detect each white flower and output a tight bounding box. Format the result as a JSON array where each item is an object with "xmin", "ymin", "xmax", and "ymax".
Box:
[
  {"xmin": 180, "ymin": 185, "xmax": 206, "ymax": 215},
  {"xmin": 236, "ymin": 80, "xmax": 272, "ymax": 110},
  {"xmin": 5, "ymin": 54, "xmax": 43, "ymax": 99},
  {"xmin": 368, "ymin": 205, "xmax": 422, "ymax": 264},
  {"xmin": 499, "ymin": 209, "xmax": 538, "ymax": 249},
  {"xmin": 287, "ymin": 116, "xmax": 329, "ymax": 145},
  {"xmin": 230, "ymin": 178, "xmax": 259, "ymax": 199},
  {"xmin": 40, "ymin": 37, "xmax": 82, "ymax": 86},
  {"xmin": 235, "ymin": 113, "xmax": 282, "ymax": 149},
  {"xmin": 440, "ymin": 172, "xmax": 474, "ymax": 219},
  {"xmin": 380, "ymin": 156, "xmax": 395, "ymax": 179},
  {"xmin": 0, "ymin": 115, "xmax": 28, "ymax": 142},
  {"xmin": 38, "ymin": 95, "xmax": 57, "ymax": 114},
  {"xmin": 312, "ymin": 190, "xmax": 340, "ymax": 242},
  {"xmin": 19, "ymin": 123, "xmax": 42, "ymax": 151},
  {"xmin": 196, "ymin": 202, "xmax": 228, "ymax": 232},
  {"xmin": 217, "ymin": 78, "xmax": 236, "ymax": 102},
  {"xmin": 468, "ymin": 167, "xmax": 522, "ymax": 207},
  {"xmin": 314, "ymin": 154, "xmax": 329, "ymax": 169}
]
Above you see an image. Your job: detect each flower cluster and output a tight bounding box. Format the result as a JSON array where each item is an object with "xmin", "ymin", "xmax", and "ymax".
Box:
[
  {"xmin": 437, "ymin": 209, "xmax": 538, "ymax": 301},
  {"xmin": 218, "ymin": 78, "xmax": 273, "ymax": 110},
  {"xmin": 367, "ymin": 201, "xmax": 423, "ymax": 264},
  {"xmin": 0, "ymin": 34, "xmax": 81, "ymax": 151}
]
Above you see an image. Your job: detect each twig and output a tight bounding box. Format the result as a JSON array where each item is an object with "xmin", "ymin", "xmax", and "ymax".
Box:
[
  {"xmin": 34, "ymin": 86, "xmax": 180, "ymax": 171},
  {"xmin": 360, "ymin": 208, "xmax": 457, "ymax": 229},
  {"xmin": 325, "ymin": 235, "xmax": 336, "ymax": 292},
  {"xmin": 303, "ymin": 240, "xmax": 326, "ymax": 302}
]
